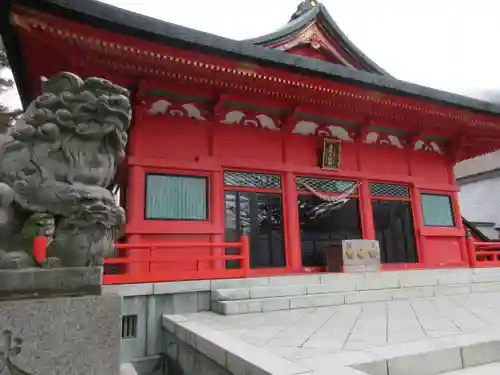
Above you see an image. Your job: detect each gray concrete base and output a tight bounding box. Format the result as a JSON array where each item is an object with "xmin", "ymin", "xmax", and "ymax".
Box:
[
  {"xmin": 0, "ymin": 267, "xmax": 102, "ymax": 300},
  {"xmin": 0, "ymin": 293, "xmax": 121, "ymax": 375}
]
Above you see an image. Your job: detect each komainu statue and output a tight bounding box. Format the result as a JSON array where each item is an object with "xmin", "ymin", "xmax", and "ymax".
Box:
[{"xmin": 0, "ymin": 72, "xmax": 131, "ymax": 269}]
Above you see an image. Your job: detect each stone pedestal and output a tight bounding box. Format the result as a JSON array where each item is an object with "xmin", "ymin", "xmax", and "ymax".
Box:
[
  {"xmin": 0, "ymin": 267, "xmax": 102, "ymax": 301},
  {"xmin": 0, "ymin": 268, "xmax": 122, "ymax": 375}
]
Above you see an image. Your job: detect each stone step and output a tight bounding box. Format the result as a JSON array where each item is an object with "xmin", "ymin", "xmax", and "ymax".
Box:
[
  {"xmin": 211, "ymin": 283, "xmax": 483, "ymax": 315},
  {"xmin": 211, "ymin": 268, "xmax": 500, "ymax": 303}
]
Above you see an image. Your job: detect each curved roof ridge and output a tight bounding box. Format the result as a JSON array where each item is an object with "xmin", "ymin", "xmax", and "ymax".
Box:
[
  {"xmin": 243, "ymin": 3, "xmax": 390, "ymax": 76},
  {"xmin": 242, "ymin": 5, "xmax": 319, "ymax": 45}
]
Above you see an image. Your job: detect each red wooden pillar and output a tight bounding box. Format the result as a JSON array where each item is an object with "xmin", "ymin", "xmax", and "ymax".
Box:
[
  {"xmin": 284, "ymin": 172, "xmax": 302, "ymax": 272},
  {"xmin": 410, "ymin": 185, "xmax": 425, "ymax": 265},
  {"xmin": 210, "ymin": 170, "xmax": 225, "ymax": 270},
  {"xmin": 359, "ymin": 179, "xmax": 375, "ymax": 240},
  {"xmin": 125, "ymin": 165, "xmax": 148, "ymax": 274},
  {"xmin": 450, "ymin": 190, "xmax": 469, "ymax": 265}
]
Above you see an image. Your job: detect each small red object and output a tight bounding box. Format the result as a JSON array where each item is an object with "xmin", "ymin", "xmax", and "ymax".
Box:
[{"xmin": 33, "ymin": 236, "xmax": 49, "ymax": 262}]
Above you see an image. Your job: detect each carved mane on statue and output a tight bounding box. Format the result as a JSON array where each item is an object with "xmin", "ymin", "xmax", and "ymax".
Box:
[{"xmin": 0, "ymin": 72, "xmax": 131, "ymax": 269}]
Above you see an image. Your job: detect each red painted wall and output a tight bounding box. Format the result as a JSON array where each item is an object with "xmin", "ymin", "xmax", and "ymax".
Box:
[{"xmin": 126, "ymin": 115, "xmax": 468, "ymax": 273}]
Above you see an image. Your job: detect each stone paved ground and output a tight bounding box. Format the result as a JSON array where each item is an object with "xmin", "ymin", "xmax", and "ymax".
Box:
[{"xmin": 185, "ymin": 292, "xmax": 500, "ymax": 373}]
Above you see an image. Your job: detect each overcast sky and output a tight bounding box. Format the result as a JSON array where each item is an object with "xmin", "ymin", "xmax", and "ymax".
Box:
[
  {"xmin": 2, "ymin": 0, "xmax": 499, "ymax": 108},
  {"xmin": 98, "ymin": 0, "xmax": 500, "ymax": 97}
]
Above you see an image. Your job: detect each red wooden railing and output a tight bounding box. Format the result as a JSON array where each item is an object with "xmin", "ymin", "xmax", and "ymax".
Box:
[
  {"xmin": 103, "ymin": 236, "xmax": 250, "ymax": 285},
  {"xmin": 470, "ymin": 241, "xmax": 500, "ymax": 268}
]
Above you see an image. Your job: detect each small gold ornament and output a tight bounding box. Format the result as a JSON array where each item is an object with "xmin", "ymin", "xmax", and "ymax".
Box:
[
  {"xmin": 346, "ymin": 247, "xmax": 354, "ymax": 259},
  {"xmin": 358, "ymin": 248, "xmax": 365, "ymax": 259}
]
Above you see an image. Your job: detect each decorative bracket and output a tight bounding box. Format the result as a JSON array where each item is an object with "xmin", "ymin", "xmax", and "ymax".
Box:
[
  {"xmin": 353, "ymin": 118, "xmax": 371, "ymax": 142},
  {"xmin": 282, "ymin": 105, "xmax": 301, "ymax": 133},
  {"xmin": 210, "ymin": 93, "xmax": 229, "ymax": 122},
  {"xmin": 408, "ymin": 127, "xmax": 428, "ymax": 150},
  {"xmin": 449, "ymin": 133, "xmax": 466, "ymax": 162}
]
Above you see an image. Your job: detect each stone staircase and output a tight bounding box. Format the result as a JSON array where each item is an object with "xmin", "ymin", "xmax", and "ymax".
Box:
[{"xmin": 210, "ymin": 268, "xmax": 500, "ymax": 315}]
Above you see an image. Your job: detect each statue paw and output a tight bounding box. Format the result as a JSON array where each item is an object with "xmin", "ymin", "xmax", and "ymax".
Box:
[{"xmin": 39, "ymin": 257, "xmax": 61, "ymax": 269}]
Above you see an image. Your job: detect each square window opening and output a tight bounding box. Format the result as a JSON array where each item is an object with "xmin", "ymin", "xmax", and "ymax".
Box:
[
  {"xmin": 421, "ymin": 194, "xmax": 455, "ymax": 227},
  {"xmin": 145, "ymin": 174, "xmax": 208, "ymax": 220}
]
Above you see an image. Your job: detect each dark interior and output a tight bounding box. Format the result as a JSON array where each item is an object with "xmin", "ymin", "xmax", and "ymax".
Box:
[
  {"xmin": 298, "ymin": 195, "xmax": 362, "ymax": 267},
  {"xmin": 224, "ymin": 191, "xmax": 286, "ymax": 269},
  {"xmin": 372, "ymin": 199, "xmax": 418, "ymax": 263}
]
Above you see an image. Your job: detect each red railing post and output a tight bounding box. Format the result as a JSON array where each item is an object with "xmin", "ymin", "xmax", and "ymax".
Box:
[
  {"xmin": 240, "ymin": 236, "xmax": 251, "ymax": 277},
  {"xmin": 466, "ymin": 236, "xmax": 476, "ymax": 267},
  {"xmin": 103, "ymin": 239, "xmax": 251, "ymax": 284}
]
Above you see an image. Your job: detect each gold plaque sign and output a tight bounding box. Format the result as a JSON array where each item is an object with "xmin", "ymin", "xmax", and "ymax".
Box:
[{"xmin": 321, "ymin": 138, "xmax": 341, "ymax": 170}]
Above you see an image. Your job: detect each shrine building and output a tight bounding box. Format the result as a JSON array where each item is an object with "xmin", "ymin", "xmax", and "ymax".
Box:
[{"xmin": 3, "ymin": 0, "xmax": 500, "ymax": 284}]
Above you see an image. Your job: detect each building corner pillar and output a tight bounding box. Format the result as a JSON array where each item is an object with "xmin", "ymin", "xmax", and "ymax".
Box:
[
  {"xmin": 359, "ymin": 179, "xmax": 375, "ymax": 240},
  {"xmin": 284, "ymin": 172, "xmax": 302, "ymax": 272}
]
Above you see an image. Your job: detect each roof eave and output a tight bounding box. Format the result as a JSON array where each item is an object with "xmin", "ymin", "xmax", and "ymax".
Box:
[{"xmin": 4, "ymin": 0, "xmax": 500, "ymax": 118}]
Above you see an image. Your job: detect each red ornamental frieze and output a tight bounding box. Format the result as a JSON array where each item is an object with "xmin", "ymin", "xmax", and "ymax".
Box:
[{"xmin": 145, "ymin": 99, "xmax": 445, "ymax": 153}]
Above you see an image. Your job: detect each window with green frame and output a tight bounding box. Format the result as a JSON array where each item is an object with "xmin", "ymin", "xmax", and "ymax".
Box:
[
  {"xmin": 145, "ymin": 173, "xmax": 208, "ymax": 220},
  {"xmin": 420, "ymin": 193, "xmax": 455, "ymax": 227}
]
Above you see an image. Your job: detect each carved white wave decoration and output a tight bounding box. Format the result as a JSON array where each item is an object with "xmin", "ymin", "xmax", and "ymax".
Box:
[
  {"xmin": 148, "ymin": 99, "xmax": 171, "ymax": 115},
  {"xmin": 293, "ymin": 121, "xmax": 354, "ymax": 141},
  {"xmin": 220, "ymin": 111, "xmax": 280, "ymax": 130},
  {"xmin": 182, "ymin": 104, "xmax": 206, "ymax": 120},
  {"xmin": 220, "ymin": 110, "xmax": 244, "ymax": 124},
  {"xmin": 148, "ymin": 100, "xmax": 206, "ymax": 120},
  {"xmin": 414, "ymin": 140, "xmax": 443, "ymax": 154},
  {"xmin": 255, "ymin": 114, "xmax": 280, "ymax": 130},
  {"xmin": 326, "ymin": 125, "xmax": 354, "ymax": 141},
  {"xmin": 293, "ymin": 120, "xmax": 318, "ymax": 135},
  {"xmin": 365, "ymin": 132, "xmax": 404, "ymax": 149}
]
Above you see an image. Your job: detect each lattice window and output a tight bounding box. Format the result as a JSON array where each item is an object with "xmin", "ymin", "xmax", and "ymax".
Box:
[
  {"xmin": 370, "ymin": 183, "xmax": 409, "ymax": 198},
  {"xmin": 224, "ymin": 171, "xmax": 281, "ymax": 189},
  {"xmin": 296, "ymin": 176, "xmax": 358, "ymax": 194}
]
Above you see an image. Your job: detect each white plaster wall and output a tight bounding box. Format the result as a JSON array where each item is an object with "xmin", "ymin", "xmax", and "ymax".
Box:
[{"xmin": 459, "ymin": 176, "xmax": 500, "ymax": 228}]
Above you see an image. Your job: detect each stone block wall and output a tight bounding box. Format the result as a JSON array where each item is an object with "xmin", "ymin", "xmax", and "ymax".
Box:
[{"xmin": 105, "ymin": 281, "xmax": 211, "ymax": 372}]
